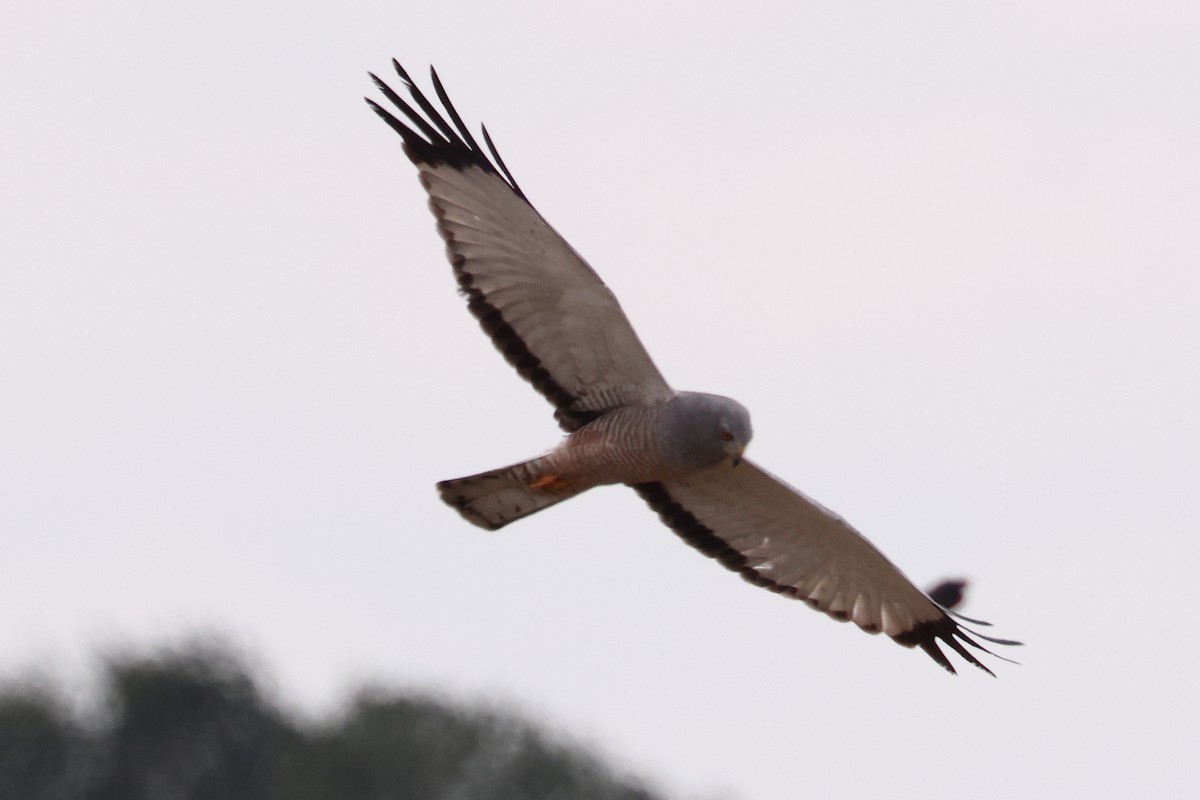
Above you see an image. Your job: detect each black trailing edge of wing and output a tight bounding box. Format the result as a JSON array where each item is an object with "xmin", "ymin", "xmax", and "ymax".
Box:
[
  {"xmin": 366, "ymin": 60, "xmax": 527, "ymax": 201},
  {"xmin": 632, "ymin": 481, "xmax": 1021, "ymax": 676}
]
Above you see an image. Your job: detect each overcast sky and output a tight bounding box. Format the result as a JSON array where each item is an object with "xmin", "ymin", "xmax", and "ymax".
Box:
[{"xmin": 3, "ymin": 2, "xmax": 1198, "ymax": 798}]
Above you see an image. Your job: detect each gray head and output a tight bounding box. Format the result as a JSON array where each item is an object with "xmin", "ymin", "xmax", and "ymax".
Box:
[{"xmin": 656, "ymin": 392, "xmax": 753, "ymax": 471}]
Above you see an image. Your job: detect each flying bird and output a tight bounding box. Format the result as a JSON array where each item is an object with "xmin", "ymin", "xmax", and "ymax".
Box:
[{"xmin": 366, "ymin": 62, "xmax": 1019, "ymax": 675}]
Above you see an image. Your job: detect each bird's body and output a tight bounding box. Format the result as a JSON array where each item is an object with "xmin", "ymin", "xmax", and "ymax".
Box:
[
  {"xmin": 439, "ymin": 392, "xmax": 751, "ymax": 530},
  {"xmin": 366, "ymin": 62, "xmax": 1019, "ymax": 674}
]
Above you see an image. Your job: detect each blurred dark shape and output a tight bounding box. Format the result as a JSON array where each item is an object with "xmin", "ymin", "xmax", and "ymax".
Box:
[
  {"xmin": 926, "ymin": 579, "xmax": 968, "ymax": 610},
  {"xmin": 90, "ymin": 644, "xmax": 283, "ymax": 800},
  {"xmin": 0, "ymin": 640, "xmax": 663, "ymax": 800},
  {"xmin": 0, "ymin": 682, "xmax": 98, "ymax": 800}
]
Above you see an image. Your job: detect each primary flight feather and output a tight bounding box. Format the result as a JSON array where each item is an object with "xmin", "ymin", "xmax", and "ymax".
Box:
[{"xmin": 366, "ymin": 61, "xmax": 1019, "ymax": 675}]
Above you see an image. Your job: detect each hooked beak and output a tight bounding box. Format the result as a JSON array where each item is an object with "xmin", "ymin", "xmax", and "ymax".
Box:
[{"xmin": 731, "ymin": 444, "xmax": 746, "ymax": 467}]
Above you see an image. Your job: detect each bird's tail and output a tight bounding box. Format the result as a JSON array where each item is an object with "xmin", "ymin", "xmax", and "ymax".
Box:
[{"xmin": 436, "ymin": 456, "xmax": 589, "ymax": 530}]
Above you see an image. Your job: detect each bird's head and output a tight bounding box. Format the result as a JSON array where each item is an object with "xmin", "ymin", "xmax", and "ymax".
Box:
[
  {"xmin": 720, "ymin": 426, "xmax": 748, "ymax": 466},
  {"xmin": 658, "ymin": 392, "xmax": 753, "ymax": 470}
]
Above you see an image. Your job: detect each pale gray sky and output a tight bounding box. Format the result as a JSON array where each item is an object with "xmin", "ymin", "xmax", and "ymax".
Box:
[{"xmin": 3, "ymin": 2, "xmax": 1198, "ymax": 798}]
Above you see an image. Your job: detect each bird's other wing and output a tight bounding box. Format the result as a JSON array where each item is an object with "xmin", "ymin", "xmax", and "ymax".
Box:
[
  {"xmin": 367, "ymin": 62, "xmax": 674, "ymax": 432},
  {"xmin": 632, "ymin": 461, "xmax": 1020, "ymax": 675},
  {"xmin": 926, "ymin": 578, "xmax": 968, "ymax": 610}
]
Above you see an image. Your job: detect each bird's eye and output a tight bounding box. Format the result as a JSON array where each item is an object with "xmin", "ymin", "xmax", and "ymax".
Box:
[{"xmin": 720, "ymin": 431, "xmax": 734, "ymax": 442}]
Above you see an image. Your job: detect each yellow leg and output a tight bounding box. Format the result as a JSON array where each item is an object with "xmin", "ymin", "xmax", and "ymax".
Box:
[{"xmin": 528, "ymin": 474, "xmax": 571, "ymax": 492}]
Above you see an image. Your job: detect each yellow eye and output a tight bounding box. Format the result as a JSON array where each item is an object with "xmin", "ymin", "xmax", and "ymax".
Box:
[{"xmin": 720, "ymin": 431, "xmax": 734, "ymax": 442}]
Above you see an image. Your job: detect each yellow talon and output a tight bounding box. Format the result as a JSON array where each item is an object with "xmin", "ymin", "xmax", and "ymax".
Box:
[{"xmin": 528, "ymin": 474, "xmax": 570, "ymax": 491}]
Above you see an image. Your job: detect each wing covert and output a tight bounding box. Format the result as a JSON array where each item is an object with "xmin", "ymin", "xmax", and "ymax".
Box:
[
  {"xmin": 632, "ymin": 461, "xmax": 1019, "ymax": 674},
  {"xmin": 367, "ymin": 62, "xmax": 673, "ymax": 431}
]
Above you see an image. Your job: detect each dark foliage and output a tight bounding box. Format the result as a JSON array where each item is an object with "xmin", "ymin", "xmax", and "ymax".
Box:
[{"xmin": 0, "ymin": 642, "xmax": 661, "ymax": 800}]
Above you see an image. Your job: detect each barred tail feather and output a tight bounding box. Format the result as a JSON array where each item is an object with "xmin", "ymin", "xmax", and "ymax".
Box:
[{"xmin": 436, "ymin": 458, "xmax": 586, "ymax": 530}]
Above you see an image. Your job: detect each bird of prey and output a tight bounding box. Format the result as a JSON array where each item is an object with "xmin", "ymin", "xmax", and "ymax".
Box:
[{"xmin": 366, "ymin": 61, "xmax": 1019, "ymax": 675}]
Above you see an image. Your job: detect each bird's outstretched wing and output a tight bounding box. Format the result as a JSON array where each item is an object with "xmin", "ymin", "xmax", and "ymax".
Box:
[
  {"xmin": 633, "ymin": 462, "xmax": 1020, "ymax": 674},
  {"xmin": 367, "ymin": 62, "xmax": 673, "ymax": 431}
]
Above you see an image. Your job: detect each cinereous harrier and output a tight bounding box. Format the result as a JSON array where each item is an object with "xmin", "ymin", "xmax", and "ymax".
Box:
[{"xmin": 366, "ymin": 62, "xmax": 1018, "ymax": 674}]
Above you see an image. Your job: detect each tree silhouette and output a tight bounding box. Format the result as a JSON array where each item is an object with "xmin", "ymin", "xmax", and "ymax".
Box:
[{"xmin": 0, "ymin": 642, "xmax": 662, "ymax": 800}]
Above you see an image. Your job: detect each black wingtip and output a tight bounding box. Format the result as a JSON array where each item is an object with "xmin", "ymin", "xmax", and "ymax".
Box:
[
  {"xmin": 894, "ymin": 614, "xmax": 1018, "ymax": 676},
  {"xmin": 429, "ymin": 66, "xmax": 483, "ymax": 154},
  {"xmin": 368, "ymin": 59, "xmax": 528, "ymax": 200},
  {"xmin": 392, "ymin": 59, "xmax": 415, "ymax": 85},
  {"xmin": 364, "ymin": 97, "xmax": 425, "ymax": 155},
  {"xmin": 481, "ymin": 124, "xmax": 526, "ymax": 199}
]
